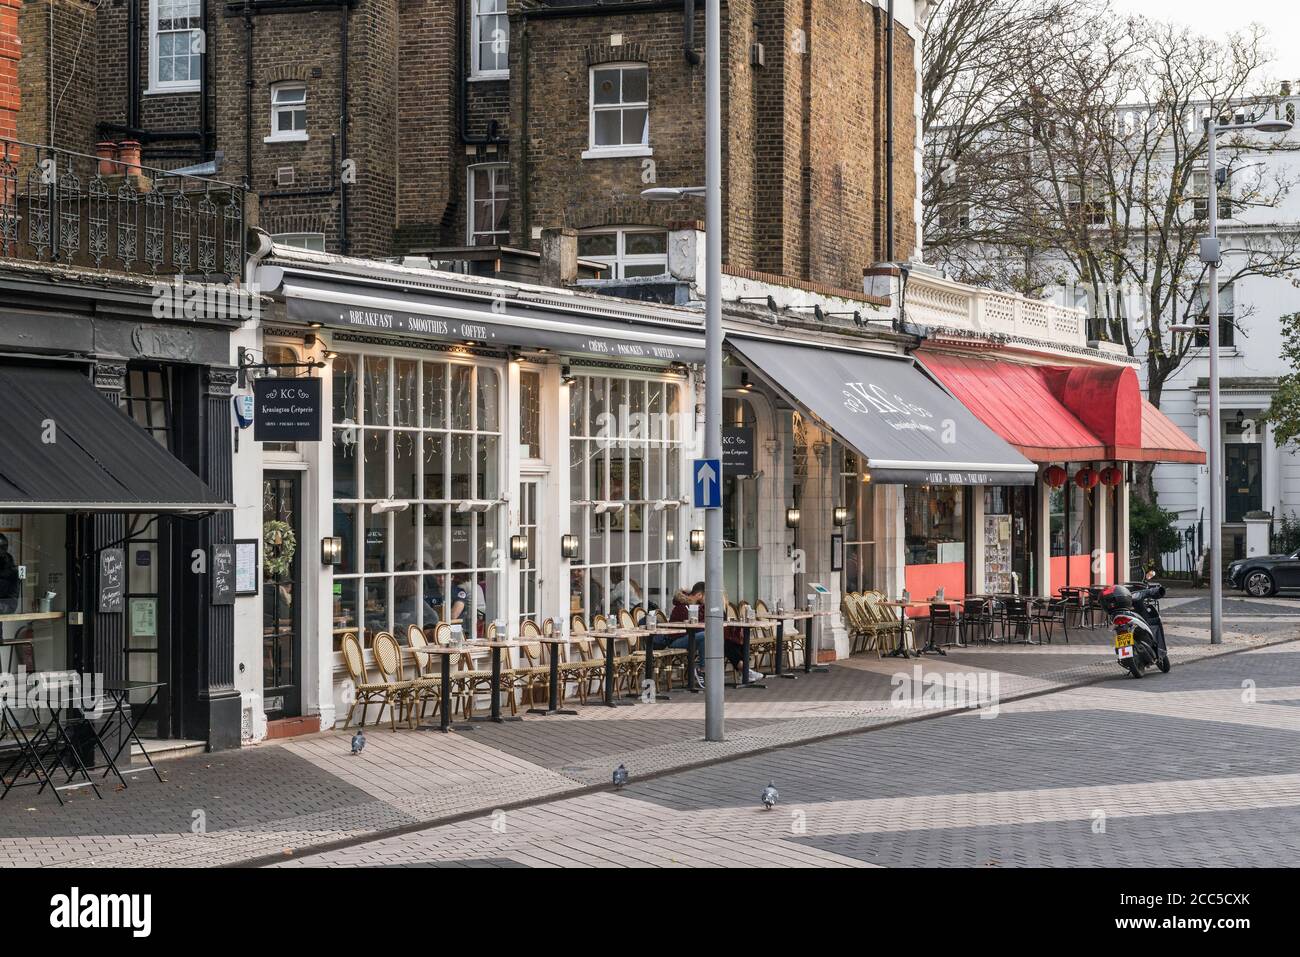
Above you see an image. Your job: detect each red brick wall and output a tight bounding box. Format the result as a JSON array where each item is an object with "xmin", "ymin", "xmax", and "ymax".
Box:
[{"xmin": 0, "ymin": 0, "xmax": 19, "ymax": 147}]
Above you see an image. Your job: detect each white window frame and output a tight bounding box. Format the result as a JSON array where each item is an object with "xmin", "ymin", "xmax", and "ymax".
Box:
[
  {"xmin": 1190, "ymin": 168, "xmax": 1232, "ymax": 221},
  {"xmin": 583, "ymin": 63, "xmax": 651, "ymax": 160},
  {"xmin": 467, "ymin": 162, "xmax": 510, "ymax": 246},
  {"xmin": 265, "ymin": 83, "xmax": 308, "ymax": 144},
  {"xmin": 470, "ymin": 0, "xmax": 510, "ymax": 80},
  {"xmin": 147, "ymin": 0, "xmax": 202, "ymax": 95},
  {"xmin": 577, "ymin": 227, "xmax": 668, "ymax": 279},
  {"xmin": 272, "ymin": 232, "xmax": 326, "ymax": 252}
]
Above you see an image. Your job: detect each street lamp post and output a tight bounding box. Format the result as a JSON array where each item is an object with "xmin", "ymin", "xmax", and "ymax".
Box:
[
  {"xmin": 639, "ymin": 0, "xmax": 725, "ymax": 741},
  {"xmin": 1200, "ymin": 112, "xmax": 1291, "ymax": 644}
]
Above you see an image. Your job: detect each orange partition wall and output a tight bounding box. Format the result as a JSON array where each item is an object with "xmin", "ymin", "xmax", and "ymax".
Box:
[
  {"xmin": 903, "ymin": 562, "xmax": 967, "ymax": 617},
  {"xmin": 1049, "ymin": 555, "xmax": 1094, "ymax": 592}
]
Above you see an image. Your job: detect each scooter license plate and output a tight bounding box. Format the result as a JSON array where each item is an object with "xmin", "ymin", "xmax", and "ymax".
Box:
[{"xmin": 1114, "ymin": 632, "xmax": 1134, "ymax": 649}]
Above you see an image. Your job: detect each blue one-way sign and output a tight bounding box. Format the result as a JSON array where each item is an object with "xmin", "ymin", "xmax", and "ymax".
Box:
[{"xmin": 693, "ymin": 458, "xmax": 721, "ymax": 509}]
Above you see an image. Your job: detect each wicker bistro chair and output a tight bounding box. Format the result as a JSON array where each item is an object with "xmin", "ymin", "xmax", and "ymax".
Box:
[
  {"xmin": 850, "ymin": 592, "xmax": 892, "ymax": 653},
  {"xmin": 648, "ymin": 608, "xmax": 688, "ymax": 690},
  {"xmin": 863, "ymin": 591, "xmax": 913, "ymax": 656},
  {"xmin": 558, "ymin": 618, "xmax": 605, "ymax": 704},
  {"xmin": 428, "ymin": 622, "xmax": 493, "ymax": 720},
  {"xmin": 341, "ymin": 632, "xmax": 405, "ymax": 729},
  {"xmin": 369, "ymin": 631, "xmax": 419, "ymax": 731},
  {"xmin": 842, "ymin": 593, "xmax": 875, "ymax": 653},
  {"xmin": 738, "ymin": 601, "xmax": 777, "ymax": 670},
  {"xmin": 512, "ymin": 619, "xmax": 554, "ymax": 707},
  {"xmin": 461, "ymin": 621, "xmax": 520, "ymax": 717},
  {"xmin": 405, "ymin": 624, "xmax": 446, "ymax": 722}
]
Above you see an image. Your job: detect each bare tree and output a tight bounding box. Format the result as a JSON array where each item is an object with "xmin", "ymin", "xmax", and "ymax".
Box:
[{"xmin": 925, "ymin": 8, "xmax": 1300, "ymax": 504}]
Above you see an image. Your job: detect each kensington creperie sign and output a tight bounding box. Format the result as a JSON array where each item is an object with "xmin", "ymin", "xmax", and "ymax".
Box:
[
  {"xmin": 841, "ymin": 380, "xmax": 935, "ymax": 433},
  {"xmin": 254, "ymin": 377, "xmax": 323, "ymax": 442}
]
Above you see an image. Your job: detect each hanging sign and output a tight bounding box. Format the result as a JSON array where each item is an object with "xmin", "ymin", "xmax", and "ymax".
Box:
[
  {"xmin": 98, "ymin": 548, "xmax": 125, "ymax": 614},
  {"xmin": 722, "ymin": 426, "xmax": 754, "ymax": 477},
  {"xmin": 253, "ymin": 377, "xmax": 322, "ymax": 442}
]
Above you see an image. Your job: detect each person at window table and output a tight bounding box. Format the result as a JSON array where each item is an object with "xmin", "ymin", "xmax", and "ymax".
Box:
[
  {"xmin": 611, "ymin": 576, "xmax": 643, "ymax": 612},
  {"xmin": 0, "ymin": 534, "xmax": 18, "ymax": 641},
  {"xmin": 665, "ymin": 581, "xmax": 761, "ymax": 681}
]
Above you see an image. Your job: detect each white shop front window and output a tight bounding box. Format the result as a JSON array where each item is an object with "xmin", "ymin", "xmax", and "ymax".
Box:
[
  {"xmin": 330, "ymin": 351, "xmax": 503, "ymax": 648},
  {"xmin": 568, "ymin": 372, "xmax": 683, "ymax": 621}
]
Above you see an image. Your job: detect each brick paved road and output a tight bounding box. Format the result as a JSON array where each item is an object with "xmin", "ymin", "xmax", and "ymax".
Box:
[
  {"xmin": 281, "ymin": 642, "xmax": 1300, "ymax": 868},
  {"xmin": 1, "ymin": 607, "xmax": 1293, "ymax": 867}
]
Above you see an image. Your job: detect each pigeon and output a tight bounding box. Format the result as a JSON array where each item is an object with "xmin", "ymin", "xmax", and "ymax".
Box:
[
  {"xmin": 350, "ymin": 730, "xmax": 366, "ymax": 755},
  {"xmin": 761, "ymin": 781, "xmax": 779, "ymax": 810},
  {"xmin": 612, "ymin": 764, "xmax": 629, "ymax": 788}
]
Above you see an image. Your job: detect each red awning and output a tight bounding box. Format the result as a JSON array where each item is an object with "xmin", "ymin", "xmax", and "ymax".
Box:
[
  {"xmin": 918, "ymin": 351, "xmax": 1206, "ymax": 465},
  {"xmin": 916, "ymin": 352, "xmax": 1106, "ymax": 460}
]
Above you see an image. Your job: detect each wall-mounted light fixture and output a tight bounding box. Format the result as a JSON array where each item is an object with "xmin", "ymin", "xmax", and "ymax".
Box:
[
  {"xmin": 785, "ymin": 507, "xmax": 801, "ymax": 528},
  {"xmin": 321, "ymin": 536, "xmax": 343, "ymax": 566},
  {"xmin": 510, "ymin": 534, "xmax": 530, "ymax": 562},
  {"xmin": 832, "ymin": 505, "xmax": 848, "ymax": 527},
  {"xmin": 561, "ymin": 364, "xmax": 576, "ymax": 385},
  {"xmin": 689, "ymin": 528, "xmax": 705, "ymax": 552},
  {"xmin": 561, "ymin": 534, "xmax": 579, "ymax": 559}
]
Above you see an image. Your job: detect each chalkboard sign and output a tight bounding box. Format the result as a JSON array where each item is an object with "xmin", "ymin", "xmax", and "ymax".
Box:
[
  {"xmin": 722, "ymin": 426, "xmax": 755, "ymax": 477},
  {"xmin": 98, "ymin": 548, "xmax": 125, "ymax": 613},
  {"xmin": 211, "ymin": 543, "xmax": 236, "ymax": 605},
  {"xmin": 254, "ymin": 377, "xmax": 322, "ymax": 442}
]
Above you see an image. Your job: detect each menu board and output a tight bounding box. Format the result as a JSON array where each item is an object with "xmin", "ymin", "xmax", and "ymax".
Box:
[
  {"xmin": 983, "ymin": 514, "xmax": 1013, "ymax": 594},
  {"xmin": 211, "ymin": 543, "xmax": 236, "ymax": 605},
  {"xmin": 98, "ymin": 548, "xmax": 125, "ymax": 613},
  {"xmin": 234, "ymin": 540, "xmax": 259, "ymax": 595}
]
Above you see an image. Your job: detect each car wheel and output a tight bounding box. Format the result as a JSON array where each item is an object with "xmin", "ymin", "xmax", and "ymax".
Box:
[{"xmin": 1244, "ymin": 570, "xmax": 1276, "ymax": 598}]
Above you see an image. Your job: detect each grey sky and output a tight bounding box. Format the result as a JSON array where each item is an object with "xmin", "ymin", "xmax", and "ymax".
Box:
[{"xmin": 1109, "ymin": 0, "xmax": 1300, "ymax": 81}]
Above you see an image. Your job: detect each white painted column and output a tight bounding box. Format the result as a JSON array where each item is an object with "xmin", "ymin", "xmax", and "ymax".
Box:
[
  {"xmin": 1093, "ymin": 475, "xmax": 1108, "ymax": 584},
  {"xmin": 305, "ymin": 347, "xmax": 333, "ymax": 730},
  {"xmin": 1117, "ymin": 477, "xmax": 1131, "ymax": 582},
  {"xmin": 1196, "ymin": 409, "xmax": 1212, "ymax": 525},
  {"xmin": 1037, "ymin": 478, "xmax": 1052, "ymax": 597}
]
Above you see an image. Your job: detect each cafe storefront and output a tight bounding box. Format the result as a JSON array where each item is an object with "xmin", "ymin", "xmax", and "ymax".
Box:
[
  {"xmin": 917, "ymin": 349, "xmax": 1205, "ymax": 594},
  {"xmin": 0, "ymin": 274, "xmax": 240, "ymax": 750},
  {"xmin": 245, "ymin": 248, "xmax": 705, "ymax": 736},
  {"xmin": 724, "ymin": 334, "xmax": 1038, "ymax": 646}
]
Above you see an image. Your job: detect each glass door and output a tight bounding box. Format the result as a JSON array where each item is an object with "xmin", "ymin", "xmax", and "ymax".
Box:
[
  {"xmin": 518, "ymin": 477, "xmax": 541, "ymax": 628},
  {"xmin": 263, "ymin": 472, "xmax": 302, "ymax": 718}
]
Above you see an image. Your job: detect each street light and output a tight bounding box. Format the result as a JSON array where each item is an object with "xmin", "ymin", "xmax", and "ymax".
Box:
[
  {"xmin": 1200, "ymin": 112, "xmax": 1292, "ymax": 644},
  {"xmin": 640, "ymin": 0, "xmax": 724, "ymax": 740}
]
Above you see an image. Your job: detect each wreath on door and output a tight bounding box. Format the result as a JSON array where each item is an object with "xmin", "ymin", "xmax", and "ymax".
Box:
[{"xmin": 263, "ymin": 520, "xmax": 298, "ymax": 579}]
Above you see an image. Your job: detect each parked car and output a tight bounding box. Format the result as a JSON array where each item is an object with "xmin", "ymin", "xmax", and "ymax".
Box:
[{"xmin": 1226, "ymin": 549, "xmax": 1300, "ymax": 597}]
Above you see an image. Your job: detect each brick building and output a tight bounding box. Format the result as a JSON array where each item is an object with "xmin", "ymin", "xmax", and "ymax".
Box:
[{"xmin": 10, "ymin": 0, "xmax": 922, "ymax": 281}]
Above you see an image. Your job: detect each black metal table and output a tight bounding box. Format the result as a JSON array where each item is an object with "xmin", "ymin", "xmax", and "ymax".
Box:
[
  {"xmin": 473, "ymin": 640, "xmax": 525, "ymax": 722},
  {"xmin": 528, "ymin": 636, "xmax": 578, "ymax": 716},
  {"xmin": 594, "ymin": 629, "xmax": 639, "ymax": 707},
  {"xmin": 96, "ymin": 679, "xmax": 167, "ymax": 784},
  {"xmin": 411, "ymin": 645, "xmax": 475, "ymax": 733},
  {"xmin": 759, "ymin": 611, "xmax": 816, "ymax": 678}
]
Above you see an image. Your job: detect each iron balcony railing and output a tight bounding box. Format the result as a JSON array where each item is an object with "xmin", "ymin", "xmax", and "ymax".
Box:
[{"xmin": 0, "ymin": 139, "xmax": 245, "ymax": 281}]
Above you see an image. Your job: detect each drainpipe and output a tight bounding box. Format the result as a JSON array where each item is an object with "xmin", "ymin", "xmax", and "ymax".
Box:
[
  {"xmin": 243, "ymin": 1, "xmax": 254, "ymax": 189},
  {"xmin": 200, "ymin": 0, "xmax": 210, "ymax": 160},
  {"xmin": 520, "ymin": 26, "xmax": 529, "ymax": 244},
  {"xmin": 47, "ymin": 0, "xmax": 54, "ymax": 145},
  {"xmin": 127, "ymin": 0, "xmax": 141, "ymax": 130},
  {"xmin": 885, "ymin": 0, "xmax": 895, "ymax": 263},
  {"xmin": 683, "ymin": 0, "xmax": 700, "ymax": 64},
  {"xmin": 245, "ymin": 226, "xmax": 274, "ymax": 287},
  {"xmin": 339, "ymin": 4, "xmax": 350, "ymax": 253}
]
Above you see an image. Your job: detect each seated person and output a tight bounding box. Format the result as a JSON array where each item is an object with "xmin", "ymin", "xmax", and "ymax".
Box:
[{"xmin": 666, "ymin": 582, "xmax": 762, "ymax": 682}]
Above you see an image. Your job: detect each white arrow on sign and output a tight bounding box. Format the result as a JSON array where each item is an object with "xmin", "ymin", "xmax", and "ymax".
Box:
[{"xmin": 696, "ymin": 462, "xmax": 717, "ymax": 493}]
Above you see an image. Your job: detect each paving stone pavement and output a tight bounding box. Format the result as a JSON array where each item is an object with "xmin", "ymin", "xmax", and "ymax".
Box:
[
  {"xmin": 0, "ymin": 613, "xmax": 1293, "ymax": 867},
  {"xmin": 283, "ymin": 642, "xmax": 1300, "ymax": 868}
]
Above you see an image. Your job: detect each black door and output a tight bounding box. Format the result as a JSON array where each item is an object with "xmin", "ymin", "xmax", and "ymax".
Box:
[
  {"xmin": 1011, "ymin": 485, "xmax": 1036, "ymax": 594},
  {"xmin": 262, "ymin": 472, "xmax": 302, "ymax": 718},
  {"xmin": 1225, "ymin": 445, "xmax": 1262, "ymax": 523}
]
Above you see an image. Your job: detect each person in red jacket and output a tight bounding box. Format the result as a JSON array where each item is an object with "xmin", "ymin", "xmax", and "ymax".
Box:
[{"xmin": 666, "ymin": 582, "xmax": 761, "ymax": 685}]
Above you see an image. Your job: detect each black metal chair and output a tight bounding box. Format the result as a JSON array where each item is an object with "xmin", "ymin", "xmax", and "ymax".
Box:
[
  {"xmin": 1003, "ymin": 597, "xmax": 1034, "ymax": 643},
  {"xmin": 1034, "ymin": 597, "xmax": 1068, "ymax": 643},
  {"xmin": 929, "ymin": 603, "xmax": 960, "ymax": 647},
  {"xmin": 959, "ymin": 597, "xmax": 993, "ymax": 645}
]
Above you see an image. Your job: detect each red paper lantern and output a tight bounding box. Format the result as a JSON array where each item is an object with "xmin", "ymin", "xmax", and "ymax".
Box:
[
  {"xmin": 1044, "ymin": 465, "xmax": 1068, "ymax": 488},
  {"xmin": 1099, "ymin": 465, "xmax": 1123, "ymax": 487},
  {"xmin": 1075, "ymin": 467, "xmax": 1099, "ymax": 489}
]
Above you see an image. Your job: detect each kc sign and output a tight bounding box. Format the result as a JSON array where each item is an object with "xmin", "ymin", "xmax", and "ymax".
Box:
[{"xmin": 254, "ymin": 377, "xmax": 323, "ymax": 442}]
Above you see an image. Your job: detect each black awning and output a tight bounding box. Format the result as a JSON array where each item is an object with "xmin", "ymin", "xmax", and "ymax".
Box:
[
  {"xmin": 728, "ymin": 337, "xmax": 1038, "ymax": 485},
  {"xmin": 0, "ymin": 365, "xmax": 231, "ymax": 512}
]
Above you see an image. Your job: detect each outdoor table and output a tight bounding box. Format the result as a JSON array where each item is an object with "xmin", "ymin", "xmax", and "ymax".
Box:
[
  {"xmin": 726, "ymin": 619, "xmax": 770, "ymax": 688},
  {"xmin": 672, "ymin": 620, "xmax": 706, "ymax": 692},
  {"xmin": 410, "ymin": 645, "xmax": 475, "ymax": 733},
  {"xmin": 95, "ymin": 680, "xmax": 167, "ymax": 784},
  {"xmin": 529, "ymin": 636, "xmax": 579, "ymax": 717},
  {"xmin": 879, "ymin": 600, "xmax": 929, "ymax": 659},
  {"xmin": 916, "ymin": 600, "xmax": 957, "ymax": 657},
  {"xmin": 472, "ymin": 640, "xmax": 524, "ymax": 723},
  {"xmin": 641, "ymin": 623, "xmax": 686, "ymax": 701},
  {"xmin": 758, "ymin": 610, "xmax": 815, "ymax": 679},
  {"xmin": 591, "ymin": 627, "xmax": 642, "ymax": 708}
]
